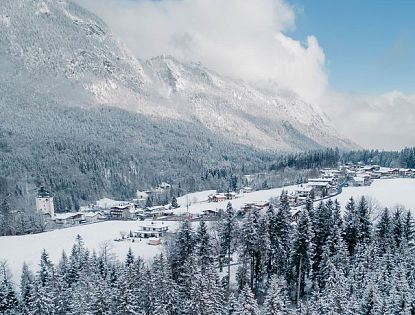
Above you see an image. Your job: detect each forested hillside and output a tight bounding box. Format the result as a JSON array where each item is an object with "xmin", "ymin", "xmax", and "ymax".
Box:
[
  {"xmin": 341, "ymin": 148, "xmax": 415, "ymax": 168},
  {"xmin": 0, "ymin": 80, "xmax": 342, "ymax": 211}
]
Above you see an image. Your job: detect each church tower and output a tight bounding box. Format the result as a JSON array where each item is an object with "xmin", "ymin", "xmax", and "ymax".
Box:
[{"xmin": 36, "ymin": 187, "xmax": 55, "ymax": 218}]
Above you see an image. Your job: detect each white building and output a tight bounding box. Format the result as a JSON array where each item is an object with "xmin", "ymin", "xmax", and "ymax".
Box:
[
  {"xmin": 36, "ymin": 187, "xmax": 55, "ymax": 218},
  {"xmin": 133, "ymin": 221, "xmax": 169, "ymax": 238}
]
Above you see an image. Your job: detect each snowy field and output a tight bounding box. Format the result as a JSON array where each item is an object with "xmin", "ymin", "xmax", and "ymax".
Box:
[
  {"xmin": 335, "ymin": 178, "xmax": 415, "ymax": 211},
  {"xmin": 173, "ymin": 185, "xmax": 298, "ymax": 214},
  {"xmin": 0, "ymin": 221, "xmax": 179, "ymax": 283}
]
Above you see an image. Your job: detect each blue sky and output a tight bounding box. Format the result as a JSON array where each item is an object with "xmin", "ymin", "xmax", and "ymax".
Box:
[{"xmin": 288, "ymin": 0, "xmax": 415, "ymax": 95}]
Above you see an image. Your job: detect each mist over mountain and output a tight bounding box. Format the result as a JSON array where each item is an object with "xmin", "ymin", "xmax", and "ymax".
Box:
[{"xmin": 0, "ymin": 0, "xmax": 355, "ymax": 208}]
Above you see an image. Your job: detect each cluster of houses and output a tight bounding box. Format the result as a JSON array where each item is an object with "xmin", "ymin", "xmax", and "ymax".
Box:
[
  {"xmin": 344, "ymin": 164, "xmax": 415, "ymax": 186},
  {"xmin": 35, "ymin": 164, "xmax": 415, "ymax": 229},
  {"xmin": 285, "ymin": 174, "xmax": 342, "ymax": 208}
]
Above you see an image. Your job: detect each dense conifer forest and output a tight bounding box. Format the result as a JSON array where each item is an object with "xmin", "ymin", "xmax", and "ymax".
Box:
[
  {"xmin": 0, "ymin": 88, "xmax": 344, "ymax": 211},
  {"xmin": 1, "ymin": 194, "xmax": 414, "ymax": 314}
]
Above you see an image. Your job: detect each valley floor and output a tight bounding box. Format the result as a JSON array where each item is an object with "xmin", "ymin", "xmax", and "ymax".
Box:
[{"xmin": 1, "ymin": 178, "xmax": 414, "ymax": 282}]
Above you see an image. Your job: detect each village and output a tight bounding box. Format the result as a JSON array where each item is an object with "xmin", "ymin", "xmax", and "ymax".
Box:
[{"xmin": 33, "ymin": 164, "xmax": 415, "ymax": 245}]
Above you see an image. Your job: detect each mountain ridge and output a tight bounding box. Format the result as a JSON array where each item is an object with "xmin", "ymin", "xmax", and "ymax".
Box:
[{"xmin": 0, "ymin": 0, "xmax": 356, "ymax": 152}]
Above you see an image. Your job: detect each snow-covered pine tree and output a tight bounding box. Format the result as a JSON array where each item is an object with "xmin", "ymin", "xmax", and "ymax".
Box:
[
  {"xmin": 240, "ymin": 207, "xmax": 260, "ymax": 288},
  {"xmin": 266, "ymin": 203, "xmax": 279, "ymax": 277},
  {"xmin": 320, "ymin": 267, "xmax": 349, "ymax": 314},
  {"xmin": 343, "ymin": 197, "xmax": 359, "ymax": 256},
  {"xmin": 375, "ymin": 208, "xmax": 393, "ymax": 254},
  {"xmin": 219, "ymin": 201, "xmax": 238, "ymax": 294},
  {"xmin": 226, "ymin": 293, "xmax": 238, "ymax": 315},
  {"xmin": 170, "ymin": 220, "xmax": 195, "ymax": 284},
  {"xmin": 360, "ymin": 281, "xmax": 382, "ymax": 315},
  {"xmin": 114, "ymin": 262, "xmax": 141, "ymax": 315},
  {"xmin": 392, "ymin": 208, "xmax": 404, "ymax": 248},
  {"xmin": 311, "ymin": 201, "xmax": 331, "ymax": 284},
  {"xmin": 235, "ymin": 284, "xmax": 260, "ymax": 315},
  {"xmin": 0, "ymin": 262, "xmax": 18, "ymax": 314},
  {"xmin": 262, "ymin": 276, "xmax": 291, "ymax": 315},
  {"xmin": 171, "ymin": 196, "xmax": 179, "ymax": 209},
  {"xmin": 150, "ymin": 254, "xmax": 178, "ymax": 315},
  {"xmin": 20, "ymin": 262, "xmax": 34, "ymax": 314},
  {"xmin": 195, "ymin": 220, "xmax": 214, "ymax": 273},
  {"xmin": 357, "ymin": 196, "xmax": 372, "ymax": 244},
  {"xmin": 125, "ymin": 247, "xmax": 135, "ymax": 267},
  {"xmin": 290, "ymin": 208, "xmax": 313, "ymax": 300},
  {"xmin": 273, "ymin": 191, "xmax": 292, "ymax": 278}
]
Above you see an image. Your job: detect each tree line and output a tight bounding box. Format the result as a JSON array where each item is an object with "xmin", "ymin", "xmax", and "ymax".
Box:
[{"xmin": 1, "ymin": 193, "xmax": 415, "ymax": 314}]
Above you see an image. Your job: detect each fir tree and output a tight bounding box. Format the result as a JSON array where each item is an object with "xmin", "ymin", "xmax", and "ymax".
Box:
[
  {"xmin": 195, "ymin": 220, "xmax": 214, "ymax": 273},
  {"xmin": 403, "ymin": 210, "xmax": 414, "ymax": 246},
  {"xmin": 262, "ymin": 276, "xmax": 291, "ymax": 315},
  {"xmin": 219, "ymin": 202, "xmax": 237, "ymax": 294},
  {"xmin": 273, "ymin": 191, "xmax": 292, "ymax": 277},
  {"xmin": 290, "ymin": 208, "xmax": 313, "ymax": 301},
  {"xmin": 170, "ymin": 220, "xmax": 195, "ymax": 285},
  {"xmin": 171, "ymin": 196, "xmax": 179, "ymax": 208},
  {"xmin": 0, "ymin": 262, "xmax": 18, "ymax": 314},
  {"xmin": 343, "ymin": 197, "xmax": 359, "ymax": 256},
  {"xmin": 20, "ymin": 263, "xmax": 34, "ymax": 315},
  {"xmin": 125, "ymin": 247, "xmax": 135, "ymax": 267},
  {"xmin": 392, "ymin": 208, "xmax": 404, "ymax": 248},
  {"xmin": 236, "ymin": 284, "xmax": 260, "ymax": 315},
  {"xmin": 375, "ymin": 208, "xmax": 392, "ymax": 253},
  {"xmin": 357, "ymin": 197, "xmax": 372, "ymax": 244}
]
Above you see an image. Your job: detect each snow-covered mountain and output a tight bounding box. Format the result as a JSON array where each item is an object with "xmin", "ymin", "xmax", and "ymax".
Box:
[{"xmin": 0, "ymin": 0, "xmax": 355, "ymax": 151}]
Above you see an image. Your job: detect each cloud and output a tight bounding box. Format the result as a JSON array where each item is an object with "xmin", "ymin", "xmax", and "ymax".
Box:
[
  {"xmin": 75, "ymin": 0, "xmax": 415, "ymax": 150},
  {"xmin": 321, "ymin": 91, "xmax": 415, "ymax": 150},
  {"xmin": 76, "ymin": 0, "xmax": 328, "ymax": 104}
]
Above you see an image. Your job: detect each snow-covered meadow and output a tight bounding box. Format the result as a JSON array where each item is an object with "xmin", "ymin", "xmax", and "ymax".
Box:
[
  {"xmin": 0, "ymin": 221, "xmax": 181, "ymax": 282},
  {"xmin": 173, "ymin": 185, "xmax": 298, "ymax": 215},
  {"xmin": 335, "ymin": 178, "xmax": 415, "ymax": 212}
]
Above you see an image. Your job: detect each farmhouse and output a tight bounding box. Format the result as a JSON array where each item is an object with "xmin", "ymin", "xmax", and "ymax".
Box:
[
  {"xmin": 84, "ymin": 211, "xmax": 106, "ymax": 223},
  {"xmin": 144, "ymin": 205, "xmax": 170, "ymax": 218},
  {"xmin": 224, "ymin": 192, "xmax": 238, "ymax": 200},
  {"xmin": 201, "ymin": 209, "xmax": 220, "ymax": 218},
  {"xmin": 208, "ymin": 194, "xmax": 227, "ymax": 202},
  {"xmin": 241, "ymin": 187, "xmax": 253, "ymax": 193},
  {"xmin": 55, "ymin": 212, "xmax": 85, "ymax": 225}
]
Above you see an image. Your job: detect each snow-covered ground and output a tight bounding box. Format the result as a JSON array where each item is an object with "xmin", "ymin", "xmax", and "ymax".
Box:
[
  {"xmin": 0, "ymin": 221, "xmax": 179, "ymax": 283},
  {"xmin": 174, "ymin": 185, "xmax": 298, "ymax": 214},
  {"xmin": 335, "ymin": 178, "xmax": 415, "ymax": 211}
]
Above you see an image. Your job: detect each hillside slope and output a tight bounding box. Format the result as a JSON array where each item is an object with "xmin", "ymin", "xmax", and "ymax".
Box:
[
  {"xmin": 0, "ymin": 0, "xmax": 355, "ymax": 209},
  {"xmin": 0, "ymin": 0, "xmax": 354, "ymax": 151}
]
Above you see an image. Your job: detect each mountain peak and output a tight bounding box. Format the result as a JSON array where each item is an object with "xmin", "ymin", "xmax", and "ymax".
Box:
[{"xmin": 0, "ymin": 0, "xmax": 356, "ymax": 151}]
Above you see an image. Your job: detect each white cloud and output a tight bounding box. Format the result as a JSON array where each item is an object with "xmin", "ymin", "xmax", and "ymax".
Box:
[
  {"xmin": 77, "ymin": 0, "xmax": 328, "ymax": 104},
  {"xmin": 321, "ymin": 91, "xmax": 415, "ymax": 150},
  {"xmin": 76, "ymin": 0, "xmax": 415, "ymax": 150}
]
